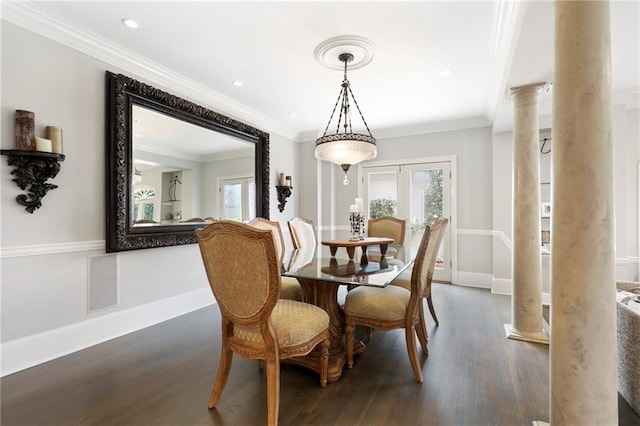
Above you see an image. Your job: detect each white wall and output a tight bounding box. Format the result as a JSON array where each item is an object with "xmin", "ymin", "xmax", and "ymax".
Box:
[{"xmin": 0, "ymin": 22, "xmax": 297, "ymax": 375}]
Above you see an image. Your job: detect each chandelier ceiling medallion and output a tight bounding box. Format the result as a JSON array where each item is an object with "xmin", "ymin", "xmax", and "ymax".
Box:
[{"xmin": 314, "ymin": 36, "xmax": 377, "ymax": 185}]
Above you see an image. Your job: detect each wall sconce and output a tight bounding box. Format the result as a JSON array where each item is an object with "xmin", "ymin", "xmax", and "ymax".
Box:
[
  {"xmin": 1, "ymin": 149, "xmax": 65, "ymax": 213},
  {"xmin": 2, "ymin": 110, "xmax": 65, "ymax": 213},
  {"xmin": 276, "ymin": 173, "xmax": 292, "ymax": 212}
]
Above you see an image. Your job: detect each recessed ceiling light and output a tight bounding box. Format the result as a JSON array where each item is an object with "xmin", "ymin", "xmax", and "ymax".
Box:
[
  {"xmin": 288, "ymin": 113, "xmax": 297, "ymax": 118},
  {"xmin": 439, "ymin": 69, "xmax": 453, "ymax": 76},
  {"xmin": 121, "ymin": 18, "xmax": 139, "ymax": 29},
  {"xmin": 232, "ymin": 81, "xmax": 243, "ymax": 87}
]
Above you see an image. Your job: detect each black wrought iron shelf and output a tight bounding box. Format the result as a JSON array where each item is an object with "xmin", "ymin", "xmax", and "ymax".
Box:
[{"xmin": 1, "ymin": 149, "xmax": 65, "ymax": 213}]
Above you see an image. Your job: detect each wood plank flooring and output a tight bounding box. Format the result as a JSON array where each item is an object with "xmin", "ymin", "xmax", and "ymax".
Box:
[{"xmin": 2, "ymin": 284, "xmax": 638, "ymax": 425}]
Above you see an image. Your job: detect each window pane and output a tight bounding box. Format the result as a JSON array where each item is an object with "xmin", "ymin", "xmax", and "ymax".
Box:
[
  {"xmin": 410, "ymin": 169, "xmax": 444, "ymax": 266},
  {"xmin": 368, "ymin": 172, "xmax": 398, "ymax": 218},
  {"xmin": 222, "ymin": 183, "xmax": 243, "ymax": 221},
  {"xmin": 248, "ymin": 181, "xmax": 256, "ymax": 220}
]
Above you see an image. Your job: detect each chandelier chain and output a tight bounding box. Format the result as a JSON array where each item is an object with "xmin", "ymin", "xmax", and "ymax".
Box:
[{"xmin": 347, "ymin": 85, "xmax": 373, "ymax": 137}]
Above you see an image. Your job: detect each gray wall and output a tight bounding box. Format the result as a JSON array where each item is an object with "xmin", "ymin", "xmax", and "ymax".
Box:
[
  {"xmin": 0, "ymin": 23, "xmax": 297, "ymax": 358},
  {"xmin": 298, "ymin": 126, "xmax": 495, "ymax": 278}
]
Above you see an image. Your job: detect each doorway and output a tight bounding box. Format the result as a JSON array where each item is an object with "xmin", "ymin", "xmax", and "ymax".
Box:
[{"xmin": 360, "ymin": 158, "xmax": 454, "ymax": 283}]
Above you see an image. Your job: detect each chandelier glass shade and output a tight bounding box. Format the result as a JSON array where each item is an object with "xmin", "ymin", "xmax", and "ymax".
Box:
[{"xmin": 315, "ymin": 52, "xmax": 376, "ymax": 184}]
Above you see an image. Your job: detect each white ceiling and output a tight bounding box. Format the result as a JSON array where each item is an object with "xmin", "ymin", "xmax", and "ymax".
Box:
[{"xmin": 4, "ymin": 1, "xmax": 639, "ymax": 140}]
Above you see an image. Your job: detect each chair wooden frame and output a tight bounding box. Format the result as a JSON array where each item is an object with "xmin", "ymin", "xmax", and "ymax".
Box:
[
  {"xmin": 344, "ymin": 224, "xmax": 433, "ymax": 383},
  {"xmin": 248, "ymin": 217, "xmax": 302, "ymax": 300},
  {"xmin": 287, "ymin": 217, "xmax": 316, "ymax": 250},
  {"xmin": 420, "ymin": 217, "xmax": 448, "ymax": 327},
  {"xmin": 197, "ymin": 221, "xmax": 329, "ymax": 425}
]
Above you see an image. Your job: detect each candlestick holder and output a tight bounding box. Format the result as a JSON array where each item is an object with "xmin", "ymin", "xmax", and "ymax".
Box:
[{"xmin": 349, "ymin": 212, "xmax": 365, "ymax": 241}]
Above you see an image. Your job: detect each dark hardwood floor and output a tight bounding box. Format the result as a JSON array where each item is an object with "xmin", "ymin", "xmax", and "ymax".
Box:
[{"xmin": 2, "ymin": 284, "xmax": 638, "ymax": 425}]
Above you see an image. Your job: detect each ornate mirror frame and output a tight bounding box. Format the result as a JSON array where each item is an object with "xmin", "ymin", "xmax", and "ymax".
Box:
[{"xmin": 106, "ymin": 71, "xmax": 270, "ymax": 252}]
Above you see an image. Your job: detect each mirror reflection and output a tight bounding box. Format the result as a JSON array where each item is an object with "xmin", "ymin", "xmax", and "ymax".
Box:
[{"xmin": 131, "ymin": 105, "xmax": 256, "ymax": 226}]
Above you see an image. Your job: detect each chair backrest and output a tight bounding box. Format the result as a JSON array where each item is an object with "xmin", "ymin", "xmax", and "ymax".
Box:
[
  {"xmin": 409, "ymin": 224, "xmax": 433, "ymax": 299},
  {"xmin": 196, "ymin": 220, "xmax": 280, "ymax": 326},
  {"xmin": 426, "ymin": 218, "xmax": 449, "ymax": 278},
  {"xmin": 248, "ymin": 217, "xmax": 286, "ymax": 264},
  {"xmin": 288, "ymin": 217, "xmax": 316, "ymax": 250},
  {"xmin": 367, "ymin": 216, "xmax": 406, "ymax": 245}
]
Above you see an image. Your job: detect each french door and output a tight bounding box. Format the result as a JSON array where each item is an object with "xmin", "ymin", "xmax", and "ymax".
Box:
[{"xmin": 361, "ymin": 161, "xmax": 452, "ymax": 283}]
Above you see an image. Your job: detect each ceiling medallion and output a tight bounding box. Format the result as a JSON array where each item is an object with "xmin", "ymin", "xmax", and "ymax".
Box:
[{"xmin": 314, "ymin": 35, "xmax": 376, "ymax": 71}]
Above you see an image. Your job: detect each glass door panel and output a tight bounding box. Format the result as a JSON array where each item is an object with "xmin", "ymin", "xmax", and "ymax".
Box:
[
  {"xmin": 363, "ymin": 161, "xmax": 451, "ymax": 283},
  {"xmin": 405, "ymin": 163, "xmax": 451, "ymax": 282}
]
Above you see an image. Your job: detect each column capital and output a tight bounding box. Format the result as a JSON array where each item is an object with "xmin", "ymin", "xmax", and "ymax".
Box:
[{"xmin": 509, "ymin": 82, "xmax": 550, "ymax": 101}]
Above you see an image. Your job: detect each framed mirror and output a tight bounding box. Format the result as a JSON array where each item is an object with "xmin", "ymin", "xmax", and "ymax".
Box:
[{"xmin": 106, "ymin": 71, "xmax": 270, "ymax": 252}]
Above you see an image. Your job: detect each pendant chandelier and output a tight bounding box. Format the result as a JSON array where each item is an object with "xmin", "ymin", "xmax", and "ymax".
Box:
[{"xmin": 315, "ymin": 52, "xmax": 376, "ymax": 185}]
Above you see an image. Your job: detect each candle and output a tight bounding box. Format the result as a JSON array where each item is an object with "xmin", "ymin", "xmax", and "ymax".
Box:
[
  {"xmin": 35, "ymin": 137, "xmax": 52, "ymax": 152},
  {"xmin": 355, "ymin": 198, "xmax": 363, "ymax": 213},
  {"xmin": 279, "ymin": 172, "xmax": 286, "ymax": 186},
  {"xmin": 285, "ymin": 176, "xmax": 292, "ymax": 187},
  {"xmin": 15, "ymin": 110, "xmax": 35, "ymax": 150},
  {"xmin": 46, "ymin": 126, "xmax": 63, "ymax": 154},
  {"xmin": 349, "ymin": 204, "xmax": 358, "ymax": 213}
]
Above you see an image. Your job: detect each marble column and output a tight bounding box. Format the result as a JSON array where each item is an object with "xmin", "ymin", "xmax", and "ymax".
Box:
[
  {"xmin": 505, "ymin": 83, "xmax": 549, "ymax": 345},
  {"xmin": 550, "ymin": 1, "xmax": 618, "ymax": 425}
]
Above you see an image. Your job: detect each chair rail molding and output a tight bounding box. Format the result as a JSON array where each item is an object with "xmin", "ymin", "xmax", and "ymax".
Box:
[{"xmin": 0, "ymin": 240, "xmax": 105, "ymax": 258}]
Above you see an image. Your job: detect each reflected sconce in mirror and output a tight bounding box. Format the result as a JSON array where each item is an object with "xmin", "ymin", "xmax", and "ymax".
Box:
[{"xmin": 276, "ymin": 173, "xmax": 292, "ymax": 212}]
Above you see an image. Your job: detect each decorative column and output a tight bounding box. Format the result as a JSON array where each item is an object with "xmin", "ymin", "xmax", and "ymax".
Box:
[
  {"xmin": 550, "ymin": 1, "xmax": 618, "ymax": 424},
  {"xmin": 505, "ymin": 83, "xmax": 549, "ymax": 344}
]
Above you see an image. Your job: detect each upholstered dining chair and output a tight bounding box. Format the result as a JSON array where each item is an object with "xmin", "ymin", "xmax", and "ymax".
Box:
[
  {"xmin": 196, "ymin": 221, "xmax": 330, "ymax": 426},
  {"xmin": 367, "ymin": 216, "xmax": 407, "ymax": 263},
  {"xmin": 343, "ymin": 223, "xmax": 435, "ymax": 383},
  {"xmin": 287, "ymin": 217, "xmax": 317, "ymax": 250},
  {"xmin": 248, "ymin": 217, "xmax": 303, "ymax": 301},
  {"xmin": 390, "ymin": 217, "xmax": 449, "ymax": 331}
]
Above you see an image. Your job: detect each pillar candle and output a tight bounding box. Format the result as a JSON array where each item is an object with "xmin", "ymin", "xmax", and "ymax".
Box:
[
  {"xmin": 279, "ymin": 172, "xmax": 286, "ymax": 186},
  {"xmin": 15, "ymin": 110, "xmax": 35, "ymax": 150},
  {"xmin": 349, "ymin": 204, "xmax": 358, "ymax": 213},
  {"xmin": 355, "ymin": 198, "xmax": 363, "ymax": 212},
  {"xmin": 45, "ymin": 126, "xmax": 63, "ymax": 154},
  {"xmin": 35, "ymin": 137, "xmax": 52, "ymax": 152},
  {"xmin": 285, "ymin": 176, "xmax": 292, "ymax": 187}
]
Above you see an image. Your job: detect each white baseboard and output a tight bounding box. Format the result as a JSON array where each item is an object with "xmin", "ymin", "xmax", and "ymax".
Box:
[
  {"xmin": 456, "ymin": 271, "xmax": 493, "ymax": 288},
  {"xmin": 492, "ymin": 277, "xmax": 512, "ymax": 295},
  {"xmin": 1, "ymin": 288, "xmax": 215, "ymax": 377}
]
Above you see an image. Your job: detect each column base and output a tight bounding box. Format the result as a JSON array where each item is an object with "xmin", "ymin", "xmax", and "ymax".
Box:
[
  {"xmin": 532, "ymin": 422, "xmax": 549, "ymax": 426},
  {"xmin": 504, "ymin": 324, "xmax": 549, "ymax": 344}
]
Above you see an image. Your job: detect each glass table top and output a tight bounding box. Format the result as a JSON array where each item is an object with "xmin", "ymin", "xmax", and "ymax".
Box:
[{"xmin": 283, "ymin": 248, "xmax": 411, "ymax": 288}]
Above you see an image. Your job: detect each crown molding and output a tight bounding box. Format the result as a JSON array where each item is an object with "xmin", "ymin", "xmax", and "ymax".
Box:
[
  {"xmin": 485, "ymin": 0, "xmax": 529, "ymax": 122},
  {"xmin": 297, "ymin": 115, "xmax": 491, "ymax": 143},
  {"xmin": 1, "ymin": 1, "xmax": 298, "ymax": 141}
]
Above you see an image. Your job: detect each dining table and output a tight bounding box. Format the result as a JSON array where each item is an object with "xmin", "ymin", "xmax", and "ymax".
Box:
[{"xmin": 282, "ymin": 247, "xmax": 411, "ymax": 382}]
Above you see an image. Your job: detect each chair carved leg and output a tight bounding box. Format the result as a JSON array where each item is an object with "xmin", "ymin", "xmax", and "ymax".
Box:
[
  {"xmin": 345, "ymin": 322, "xmax": 355, "ymax": 368},
  {"xmin": 426, "ymin": 295, "xmax": 439, "ymax": 326},
  {"xmin": 319, "ymin": 339, "xmax": 329, "ymax": 388},
  {"xmin": 405, "ymin": 325, "xmax": 424, "ymax": 384},
  {"xmin": 416, "ymin": 301, "xmax": 429, "ymax": 355},
  {"xmin": 209, "ymin": 348, "xmax": 233, "ymax": 409},
  {"xmin": 266, "ymin": 358, "xmax": 280, "ymax": 426}
]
